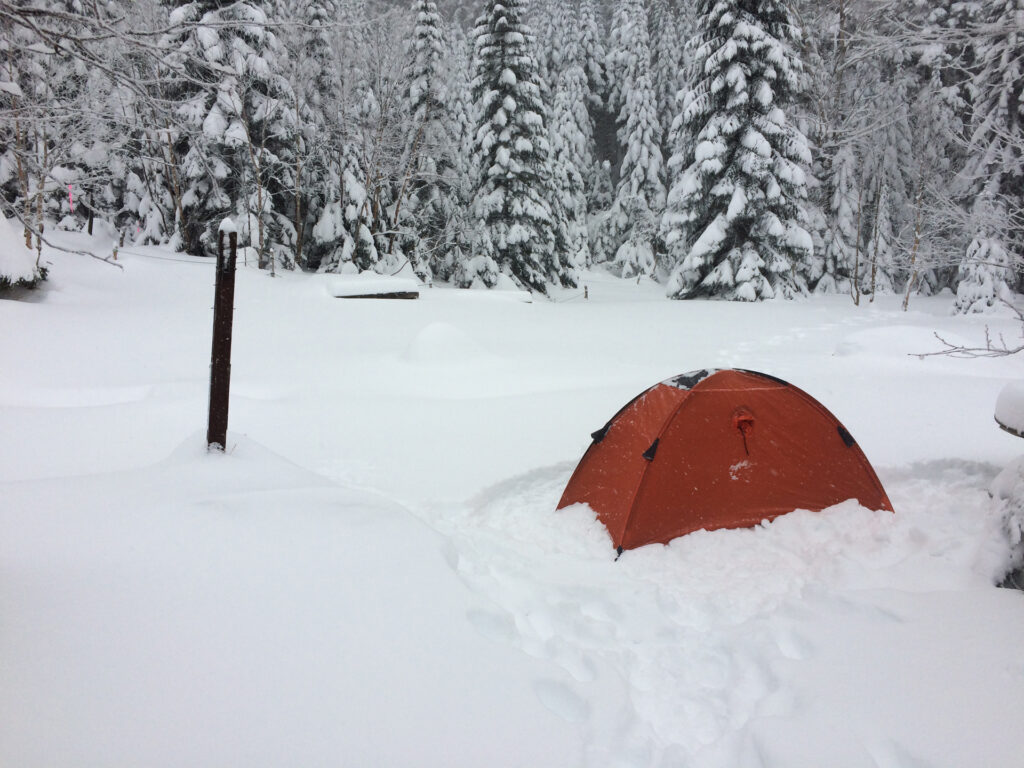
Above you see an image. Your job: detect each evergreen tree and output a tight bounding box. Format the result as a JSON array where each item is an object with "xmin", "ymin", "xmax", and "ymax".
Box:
[
  {"xmin": 605, "ymin": 0, "xmax": 637, "ymax": 123},
  {"xmin": 649, "ymin": 0, "xmax": 687, "ymax": 150},
  {"xmin": 162, "ymin": 0, "xmax": 296, "ymax": 262},
  {"xmin": 818, "ymin": 143, "xmax": 860, "ymax": 294},
  {"xmin": 397, "ymin": 0, "xmax": 458, "ymax": 280},
  {"xmin": 860, "ymin": 65, "xmax": 913, "ymax": 298},
  {"xmin": 662, "ymin": 0, "xmax": 813, "ymax": 301},
  {"xmin": 607, "ymin": 0, "xmax": 665, "ymax": 278},
  {"xmin": 462, "ymin": 0, "xmax": 576, "ymax": 293},
  {"xmin": 579, "ymin": 0, "xmax": 608, "ymax": 112},
  {"xmin": 280, "ymin": 0, "xmax": 341, "ymax": 270},
  {"xmin": 549, "ymin": 2, "xmax": 594, "ymax": 270},
  {"xmin": 962, "ymin": 0, "xmax": 1024, "ymax": 289},
  {"xmin": 312, "ymin": 0, "xmax": 374, "ymax": 274},
  {"xmin": 526, "ymin": 0, "xmax": 559, "ymax": 95},
  {"xmin": 588, "ymin": 160, "xmax": 616, "ymax": 263},
  {"xmin": 439, "ymin": 24, "xmax": 476, "ymax": 282},
  {"xmin": 955, "ymin": 199, "xmax": 1014, "ymax": 313}
]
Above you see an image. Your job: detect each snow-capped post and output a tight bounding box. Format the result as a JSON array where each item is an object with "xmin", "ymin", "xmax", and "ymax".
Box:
[{"xmin": 207, "ymin": 217, "xmax": 238, "ymax": 452}]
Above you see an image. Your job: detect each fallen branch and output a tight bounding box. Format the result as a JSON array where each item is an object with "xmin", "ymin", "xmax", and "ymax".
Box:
[{"xmin": 914, "ymin": 301, "xmax": 1024, "ymax": 358}]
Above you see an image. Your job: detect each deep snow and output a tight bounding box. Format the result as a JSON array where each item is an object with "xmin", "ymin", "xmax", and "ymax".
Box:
[{"xmin": 3, "ymin": 231, "xmax": 1024, "ymax": 767}]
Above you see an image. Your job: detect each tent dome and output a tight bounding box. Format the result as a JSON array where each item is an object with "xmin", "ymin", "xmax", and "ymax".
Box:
[{"xmin": 557, "ymin": 369, "xmax": 893, "ymax": 551}]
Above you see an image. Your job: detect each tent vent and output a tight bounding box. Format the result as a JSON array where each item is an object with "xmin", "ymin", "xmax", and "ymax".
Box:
[
  {"xmin": 642, "ymin": 438, "xmax": 659, "ymax": 461},
  {"xmin": 837, "ymin": 425, "xmax": 856, "ymax": 447},
  {"xmin": 591, "ymin": 424, "xmax": 610, "ymax": 443}
]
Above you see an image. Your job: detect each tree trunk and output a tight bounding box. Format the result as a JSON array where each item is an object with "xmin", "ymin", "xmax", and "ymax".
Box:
[
  {"xmin": 902, "ymin": 185, "xmax": 925, "ymax": 312},
  {"xmin": 868, "ymin": 180, "xmax": 882, "ymax": 302},
  {"xmin": 163, "ymin": 127, "xmax": 184, "ymax": 242},
  {"xmin": 35, "ymin": 128, "xmax": 47, "ymax": 264},
  {"xmin": 852, "ymin": 184, "xmax": 863, "ymax": 306}
]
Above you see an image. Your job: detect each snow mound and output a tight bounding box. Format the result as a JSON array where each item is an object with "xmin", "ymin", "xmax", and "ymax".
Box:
[
  {"xmin": 995, "ymin": 382, "xmax": 1024, "ymax": 434},
  {"xmin": 833, "ymin": 325, "xmax": 970, "ymax": 358},
  {"xmin": 327, "ymin": 274, "xmax": 419, "ymax": 298},
  {"xmin": 403, "ymin": 321, "xmax": 488, "ymax": 364},
  {"xmin": 424, "ymin": 462, "xmax": 1023, "ymax": 767},
  {"xmin": 0, "ymin": 215, "xmax": 40, "ymax": 286}
]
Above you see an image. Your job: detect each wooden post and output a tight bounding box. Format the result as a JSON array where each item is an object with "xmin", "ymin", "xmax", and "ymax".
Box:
[{"xmin": 207, "ymin": 218, "xmax": 238, "ymax": 452}]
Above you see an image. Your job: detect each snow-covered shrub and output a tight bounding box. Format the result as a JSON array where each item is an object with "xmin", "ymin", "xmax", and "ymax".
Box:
[
  {"xmin": 954, "ymin": 236, "xmax": 1014, "ymax": 314},
  {"xmin": 0, "ymin": 215, "xmax": 45, "ymax": 291}
]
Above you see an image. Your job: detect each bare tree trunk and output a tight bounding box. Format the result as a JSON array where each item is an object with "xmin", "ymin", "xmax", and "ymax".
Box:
[
  {"xmin": 243, "ymin": 118, "xmax": 268, "ymax": 271},
  {"xmin": 34, "ymin": 128, "xmax": 47, "ymax": 265},
  {"xmin": 869, "ymin": 180, "xmax": 882, "ymax": 302},
  {"xmin": 163, "ymin": 127, "xmax": 184, "ymax": 238},
  {"xmin": 852, "ymin": 184, "xmax": 863, "ymax": 306},
  {"xmin": 293, "ymin": 137, "xmax": 303, "ymax": 267},
  {"xmin": 15, "ymin": 118, "xmax": 31, "ymax": 248},
  {"xmin": 902, "ymin": 185, "xmax": 925, "ymax": 312}
]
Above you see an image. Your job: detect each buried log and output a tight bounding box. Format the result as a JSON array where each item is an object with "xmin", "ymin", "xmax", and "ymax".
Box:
[
  {"xmin": 329, "ymin": 276, "xmax": 420, "ymax": 300},
  {"xmin": 338, "ymin": 291, "xmax": 419, "ymax": 300}
]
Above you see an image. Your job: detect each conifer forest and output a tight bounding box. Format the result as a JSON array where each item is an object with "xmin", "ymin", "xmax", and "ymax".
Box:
[{"xmin": 1, "ymin": 0, "xmax": 1022, "ymax": 310}]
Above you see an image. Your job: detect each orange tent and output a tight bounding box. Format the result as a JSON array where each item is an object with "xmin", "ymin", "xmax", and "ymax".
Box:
[{"xmin": 557, "ymin": 369, "xmax": 893, "ymax": 552}]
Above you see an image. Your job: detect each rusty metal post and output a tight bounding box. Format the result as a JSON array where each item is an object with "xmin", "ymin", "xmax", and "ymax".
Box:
[{"xmin": 207, "ymin": 219, "xmax": 238, "ymax": 451}]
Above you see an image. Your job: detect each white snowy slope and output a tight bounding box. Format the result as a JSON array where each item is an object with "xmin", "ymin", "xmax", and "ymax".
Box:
[{"xmin": 2, "ymin": 232, "xmax": 1024, "ymax": 767}]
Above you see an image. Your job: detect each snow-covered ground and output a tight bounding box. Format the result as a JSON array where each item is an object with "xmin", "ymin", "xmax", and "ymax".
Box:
[{"xmin": 3, "ymin": 231, "xmax": 1024, "ymax": 768}]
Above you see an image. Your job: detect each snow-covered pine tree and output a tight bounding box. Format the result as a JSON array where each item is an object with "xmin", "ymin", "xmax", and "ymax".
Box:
[
  {"xmin": 649, "ymin": 0, "xmax": 687, "ymax": 151},
  {"xmin": 312, "ymin": 0, "xmax": 374, "ymax": 274},
  {"xmin": 579, "ymin": 0, "xmax": 608, "ymax": 113},
  {"xmin": 955, "ymin": 199, "xmax": 1015, "ymax": 313},
  {"xmin": 958, "ymin": 0, "xmax": 1024, "ymax": 305},
  {"xmin": 395, "ymin": 0, "xmax": 458, "ymax": 281},
  {"xmin": 347, "ymin": 4, "xmax": 412, "ymax": 273},
  {"xmin": 462, "ymin": 0, "xmax": 576, "ymax": 293},
  {"xmin": 588, "ymin": 160, "xmax": 615, "ymax": 263},
  {"xmin": 437, "ymin": 24, "xmax": 476, "ymax": 282},
  {"xmin": 606, "ymin": 0, "xmax": 665, "ymax": 279},
  {"xmin": 915, "ymin": 0, "xmax": 980, "ymax": 136},
  {"xmin": 162, "ymin": 0, "xmax": 296, "ymax": 263},
  {"xmin": 605, "ymin": 0, "xmax": 636, "ymax": 126},
  {"xmin": 1, "ymin": 0, "xmax": 84, "ymax": 252},
  {"xmin": 662, "ymin": 0, "xmax": 813, "ymax": 300},
  {"xmin": 818, "ymin": 142, "xmax": 860, "ymax": 294},
  {"xmin": 525, "ymin": 0, "xmax": 559, "ymax": 95},
  {"xmin": 274, "ymin": 0, "xmax": 340, "ymax": 270},
  {"xmin": 549, "ymin": 1, "xmax": 594, "ymax": 270},
  {"xmin": 859, "ymin": 60, "xmax": 913, "ymax": 299}
]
